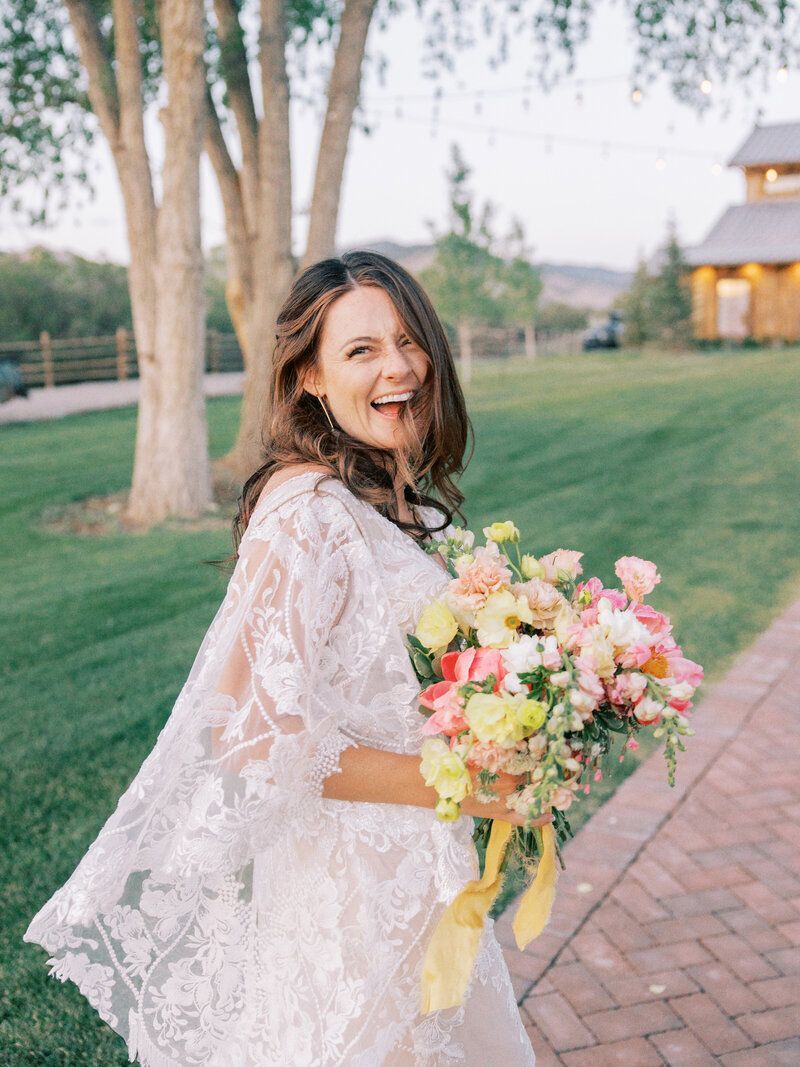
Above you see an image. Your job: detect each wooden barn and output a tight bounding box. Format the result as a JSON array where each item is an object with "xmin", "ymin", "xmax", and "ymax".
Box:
[{"xmin": 686, "ymin": 121, "xmax": 800, "ymax": 343}]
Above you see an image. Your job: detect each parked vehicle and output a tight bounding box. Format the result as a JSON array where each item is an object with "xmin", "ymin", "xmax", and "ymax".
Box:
[
  {"xmin": 0, "ymin": 360, "xmax": 27, "ymax": 402},
  {"xmin": 582, "ymin": 311, "xmax": 624, "ymax": 351}
]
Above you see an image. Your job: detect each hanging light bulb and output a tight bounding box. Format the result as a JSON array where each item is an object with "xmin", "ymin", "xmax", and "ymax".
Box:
[
  {"xmin": 631, "ymin": 87, "xmax": 643, "ymax": 104},
  {"xmin": 711, "ymin": 162, "xmax": 722, "ymax": 176},
  {"xmin": 522, "ymin": 95, "xmax": 531, "ymax": 111},
  {"xmin": 700, "ymin": 78, "xmax": 712, "ymax": 95},
  {"xmin": 766, "ymin": 168, "xmax": 778, "ymax": 182},
  {"xmin": 655, "ymin": 155, "xmax": 667, "ymax": 171}
]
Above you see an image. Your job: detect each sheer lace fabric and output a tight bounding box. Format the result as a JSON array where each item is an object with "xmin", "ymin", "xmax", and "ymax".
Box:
[{"xmin": 24, "ymin": 471, "xmax": 536, "ymax": 1066}]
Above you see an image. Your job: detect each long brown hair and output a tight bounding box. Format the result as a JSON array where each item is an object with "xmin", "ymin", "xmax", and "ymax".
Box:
[{"xmin": 229, "ymin": 249, "xmax": 473, "ymax": 560}]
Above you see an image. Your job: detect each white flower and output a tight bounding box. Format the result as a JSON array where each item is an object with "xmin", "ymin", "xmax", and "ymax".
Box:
[{"xmin": 597, "ymin": 598, "xmax": 653, "ymax": 650}]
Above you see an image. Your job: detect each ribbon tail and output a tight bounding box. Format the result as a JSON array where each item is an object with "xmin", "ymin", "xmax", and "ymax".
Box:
[
  {"xmin": 511, "ymin": 821, "xmax": 559, "ymax": 950},
  {"xmin": 420, "ymin": 819, "xmax": 514, "ymax": 1014}
]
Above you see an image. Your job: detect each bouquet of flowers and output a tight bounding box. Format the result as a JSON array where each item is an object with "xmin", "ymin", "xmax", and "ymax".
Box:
[{"xmin": 409, "ymin": 520, "xmax": 704, "ymax": 1012}]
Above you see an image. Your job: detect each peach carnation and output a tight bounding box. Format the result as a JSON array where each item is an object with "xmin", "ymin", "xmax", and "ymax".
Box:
[
  {"xmin": 513, "ymin": 577, "xmax": 568, "ymax": 630},
  {"xmin": 449, "ymin": 541, "xmax": 512, "ymax": 614}
]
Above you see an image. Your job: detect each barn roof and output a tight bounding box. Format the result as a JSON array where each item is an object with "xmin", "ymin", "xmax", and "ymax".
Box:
[
  {"xmin": 685, "ymin": 201, "xmax": 800, "ymax": 267},
  {"xmin": 728, "ymin": 122, "xmax": 800, "ymax": 167}
]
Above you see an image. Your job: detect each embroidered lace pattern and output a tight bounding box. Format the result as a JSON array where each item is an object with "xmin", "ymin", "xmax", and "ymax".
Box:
[{"xmin": 24, "ymin": 471, "xmax": 536, "ymax": 1066}]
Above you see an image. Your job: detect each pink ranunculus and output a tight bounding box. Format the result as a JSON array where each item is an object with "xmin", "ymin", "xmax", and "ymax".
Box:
[
  {"xmin": 449, "ymin": 542, "xmax": 512, "ymax": 613},
  {"xmin": 631, "ymin": 602, "xmax": 673, "ymax": 642},
  {"xmin": 614, "ymin": 555, "xmax": 662, "ymax": 603},
  {"xmin": 420, "ymin": 680, "xmax": 468, "ymax": 736},
  {"xmin": 419, "ymin": 679, "xmax": 456, "ymax": 711},
  {"xmin": 616, "ymin": 642, "xmax": 654, "ymax": 670},
  {"xmin": 538, "ymin": 549, "xmax": 584, "ymax": 584}
]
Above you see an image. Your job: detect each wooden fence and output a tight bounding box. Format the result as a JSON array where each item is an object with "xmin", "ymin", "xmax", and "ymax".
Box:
[{"xmin": 0, "ymin": 325, "xmax": 584, "ymax": 389}]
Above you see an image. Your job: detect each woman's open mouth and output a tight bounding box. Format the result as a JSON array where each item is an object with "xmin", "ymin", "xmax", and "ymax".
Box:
[{"xmin": 370, "ymin": 390, "xmax": 415, "ymax": 419}]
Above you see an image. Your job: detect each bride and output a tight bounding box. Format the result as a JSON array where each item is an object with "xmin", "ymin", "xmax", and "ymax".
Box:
[{"xmin": 24, "ymin": 249, "xmax": 548, "ymax": 1065}]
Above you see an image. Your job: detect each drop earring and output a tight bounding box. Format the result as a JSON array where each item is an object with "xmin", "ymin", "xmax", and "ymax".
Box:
[{"xmin": 317, "ymin": 394, "xmax": 336, "ymax": 432}]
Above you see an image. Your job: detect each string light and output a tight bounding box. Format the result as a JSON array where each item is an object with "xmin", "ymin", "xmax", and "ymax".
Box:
[
  {"xmin": 700, "ymin": 78, "xmax": 712, "ymax": 95},
  {"xmin": 766, "ymin": 168, "xmax": 778, "ymax": 182},
  {"xmin": 655, "ymin": 155, "xmax": 667, "ymax": 170},
  {"xmin": 631, "ymin": 87, "xmax": 643, "ymax": 104},
  {"xmin": 777, "ymin": 66, "xmax": 788, "ymax": 83},
  {"xmin": 711, "ymin": 162, "xmax": 722, "ymax": 176}
]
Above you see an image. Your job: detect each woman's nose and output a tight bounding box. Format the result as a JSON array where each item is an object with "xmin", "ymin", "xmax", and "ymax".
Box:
[{"xmin": 381, "ymin": 342, "xmax": 413, "ymax": 377}]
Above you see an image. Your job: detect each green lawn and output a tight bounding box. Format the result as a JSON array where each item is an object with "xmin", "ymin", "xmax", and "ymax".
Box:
[{"xmin": 2, "ymin": 346, "xmax": 799, "ymax": 1062}]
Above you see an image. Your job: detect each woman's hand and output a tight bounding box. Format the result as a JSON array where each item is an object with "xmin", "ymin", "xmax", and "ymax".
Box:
[{"xmin": 459, "ymin": 767, "xmax": 553, "ymax": 829}]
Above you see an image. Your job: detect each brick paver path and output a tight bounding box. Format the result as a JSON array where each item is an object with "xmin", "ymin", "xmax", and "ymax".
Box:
[{"xmin": 499, "ymin": 596, "xmax": 800, "ymax": 1065}]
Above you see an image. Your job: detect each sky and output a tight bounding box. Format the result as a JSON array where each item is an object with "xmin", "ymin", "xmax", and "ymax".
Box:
[{"xmin": 1, "ymin": 0, "xmax": 798, "ymax": 272}]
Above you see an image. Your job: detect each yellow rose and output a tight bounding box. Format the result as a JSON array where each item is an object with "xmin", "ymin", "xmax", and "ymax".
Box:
[
  {"xmin": 483, "ymin": 520, "xmax": 520, "ymax": 544},
  {"xmin": 475, "ymin": 589, "xmax": 534, "ymax": 648},
  {"xmin": 517, "ymin": 698, "xmax": 548, "ymax": 732},
  {"xmin": 520, "ymin": 554, "xmax": 545, "ymax": 580},
  {"xmin": 420, "ymin": 738, "xmax": 472, "ymax": 801},
  {"xmin": 464, "ymin": 692, "xmax": 528, "ymax": 746},
  {"xmin": 414, "ymin": 601, "xmax": 458, "ymax": 651},
  {"xmin": 435, "ymin": 797, "xmax": 461, "ymax": 821}
]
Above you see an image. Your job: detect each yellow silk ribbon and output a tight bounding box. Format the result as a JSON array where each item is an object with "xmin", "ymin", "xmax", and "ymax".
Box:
[{"xmin": 420, "ymin": 820, "xmax": 558, "ymax": 1014}]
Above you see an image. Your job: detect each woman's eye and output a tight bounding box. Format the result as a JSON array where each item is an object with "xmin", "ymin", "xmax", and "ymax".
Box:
[
  {"xmin": 401, "ymin": 338, "xmax": 413, "ymax": 347},
  {"xmin": 347, "ymin": 346, "xmax": 368, "ymax": 358}
]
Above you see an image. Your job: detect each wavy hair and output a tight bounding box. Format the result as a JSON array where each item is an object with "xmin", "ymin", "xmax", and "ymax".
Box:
[{"xmin": 229, "ymin": 249, "xmax": 473, "ymax": 559}]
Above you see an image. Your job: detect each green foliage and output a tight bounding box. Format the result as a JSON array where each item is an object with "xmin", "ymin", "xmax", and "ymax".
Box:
[
  {"xmin": 0, "ymin": 247, "xmax": 234, "ymax": 341},
  {"xmin": 420, "ymin": 144, "xmax": 542, "ymax": 333},
  {"xmin": 535, "ymin": 301, "xmax": 589, "ymax": 333},
  {"xmin": 0, "ymin": 249, "xmax": 132, "ymax": 341},
  {"xmin": 620, "ymin": 222, "xmax": 692, "ymax": 348}
]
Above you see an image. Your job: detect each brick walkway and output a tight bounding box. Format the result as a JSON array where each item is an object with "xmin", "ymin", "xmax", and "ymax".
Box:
[{"xmin": 499, "ymin": 597, "xmax": 800, "ymax": 1065}]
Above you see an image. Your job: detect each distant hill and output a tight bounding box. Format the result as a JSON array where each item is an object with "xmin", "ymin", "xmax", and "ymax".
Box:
[{"xmin": 337, "ymin": 238, "xmax": 633, "ymax": 311}]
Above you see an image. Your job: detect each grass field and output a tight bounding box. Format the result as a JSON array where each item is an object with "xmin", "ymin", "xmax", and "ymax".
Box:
[{"xmin": 2, "ymin": 346, "xmax": 799, "ymax": 1063}]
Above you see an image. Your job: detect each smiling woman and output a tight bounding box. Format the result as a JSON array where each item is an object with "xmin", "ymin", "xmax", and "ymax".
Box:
[
  {"xmin": 23, "ymin": 250, "xmax": 542, "ymax": 1066},
  {"xmin": 235, "ymin": 249, "xmax": 473, "ymax": 548}
]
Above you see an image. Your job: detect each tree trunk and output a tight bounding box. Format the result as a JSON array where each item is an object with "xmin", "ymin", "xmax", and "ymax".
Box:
[
  {"xmin": 66, "ymin": 0, "xmax": 212, "ymax": 527},
  {"xmin": 126, "ymin": 0, "xmax": 211, "ymax": 523},
  {"xmin": 524, "ymin": 322, "xmax": 537, "ymax": 360},
  {"xmin": 457, "ymin": 321, "xmax": 473, "ymax": 385}
]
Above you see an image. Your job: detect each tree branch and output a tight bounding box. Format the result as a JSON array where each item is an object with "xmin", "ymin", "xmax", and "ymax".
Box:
[
  {"xmin": 257, "ymin": 0, "xmax": 293, "ymax": 272},
  {"xmin": 302, "ymin": 0, "xmax": 377, "ymax": 267},
  {"xmin": 63, "ymin": 0, "xmax": 120, "ymax": 144},
  {"xmin": 213, "ymin": 0, "xmax": 260, "ymax": 232}
]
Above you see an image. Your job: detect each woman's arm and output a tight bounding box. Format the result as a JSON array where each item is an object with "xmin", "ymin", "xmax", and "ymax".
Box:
[{"xmin": 322, "ymin": 745, "xmax": 552, "ymax": 828}]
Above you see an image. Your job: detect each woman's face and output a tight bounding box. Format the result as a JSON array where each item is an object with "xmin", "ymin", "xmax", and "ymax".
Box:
[{"xmin": 306, "ymin": 284, "xmax": 431, "ymax": 452}]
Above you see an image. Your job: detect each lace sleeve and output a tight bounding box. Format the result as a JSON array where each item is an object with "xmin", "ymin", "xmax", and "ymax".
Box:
[{"xmin": 209, "ymin": 490, "xmax": 360, "ymax": 804}]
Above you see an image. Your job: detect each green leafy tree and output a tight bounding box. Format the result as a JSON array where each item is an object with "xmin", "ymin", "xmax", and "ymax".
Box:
[
  {"xmin": 419, "ymin": 144, "xmax": 506, "ymax": 383},
  {"xmin": 620, "ymin": 259, "xmax": 653, "ymax": 346},
  {"xmin": 648, "ymin": 222, "xmax": 693, "ymax": 348},
  {"xmin": 495, "ymin": 219, "xmax": 543, "ymax": 359}
]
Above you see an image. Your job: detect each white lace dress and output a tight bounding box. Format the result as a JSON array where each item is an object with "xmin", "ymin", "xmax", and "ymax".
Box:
[{"xmin": 24, "ymin": 470, "xmax": 536, "ymax": 1066}]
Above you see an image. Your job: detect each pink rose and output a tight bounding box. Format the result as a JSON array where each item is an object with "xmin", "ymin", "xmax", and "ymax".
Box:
[
  {"xmin": 449, "ymin": 542, "xmax": 512, "ymax": 613},
  {"xmin": 614, "ymin": 556, "xmax": 662, "ymax": 603}
]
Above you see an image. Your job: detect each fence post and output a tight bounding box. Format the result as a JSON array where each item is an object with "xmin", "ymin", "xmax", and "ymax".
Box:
[
  {"xmin": 40, "ymin": 331, "xmax": 54, "ymax": 388},
  {"xmin": 116, "ymin": 326, "xmax": 129, "ymax": 380},
  {"xmin": 524, "ymin": 322, "xmax": 537, "ymax": 360}
]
